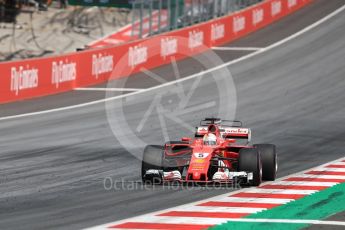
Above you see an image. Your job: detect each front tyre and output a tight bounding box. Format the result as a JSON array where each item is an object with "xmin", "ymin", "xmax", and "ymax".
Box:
[
  {"xmin": 254, "ymin": 144, "xmax": 277, "ymax": 181},
  {"xmin": 238, "ymin": 148, "xmax": 262, "ymax": 186},
  {"xmin": 141, "ymin": 145, "xmax": 164, "ymax": 183}
]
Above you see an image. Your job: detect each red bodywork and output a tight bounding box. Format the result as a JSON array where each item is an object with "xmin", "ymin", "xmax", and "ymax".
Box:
[{"xmin": 164, "ymin": 122, "xmax": 252, "ymax": 182}]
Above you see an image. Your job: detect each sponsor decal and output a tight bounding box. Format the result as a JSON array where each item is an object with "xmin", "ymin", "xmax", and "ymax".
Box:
[
  {"xmin": 224, "ymin": 128, "xmax": 249, "ymax": 134},
  {"xmin": 271, "ymin": 0, "xmax": 282, "ymax": 16},
  {"xmin": 10, "ymin": 66, "xmax": 39, "ymax": 95},
  {"xmin": 252, "ymin": 8, "xmax": 264, "ymax": 26},
  {"xmin": 52, "ymin": 60, "xmax": 77, "ymax": 89},
  {"xmin": 188, "ymin": 30, "xmax": 204, "ymax": 50},
  {"xmin": 211, "ymin": 23, "xmax": 225, "ymax": 41},
  {"xmin": 288, "ymin": 0, "xmax": 297, "ymax": 8},
  {"xmin": 233, "ymin": 15, "xmax": 246, "ymax": 33},
  {"xmin": 195, "ymin": 159, "xmax": 205, "ymax": 163},
  {"xmin": 128, "ymin": 45, "xmax": 148, "ymax": 68},
  {"xmin": 194, "ymin": 153, "xmax": 209, "ymax": 159},
  {"xmin": 92, "ymin": 53, "xmax": 114, "ymax": 79},
  {"xmin": 191, "ymin": 166, "xmax": 203, "ymax": 171},
  {"xmin": 160, "ymin": 37, "xmax": 178, "ymax": 60}
]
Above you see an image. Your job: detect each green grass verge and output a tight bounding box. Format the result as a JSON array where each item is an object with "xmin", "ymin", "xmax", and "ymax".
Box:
[{"xmin": 211, "ymin": 182, "xmax": 345, "ymax": 230}]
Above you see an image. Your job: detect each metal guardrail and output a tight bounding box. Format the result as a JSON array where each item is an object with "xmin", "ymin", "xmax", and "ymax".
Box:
[{"xmin": 130, "ymin": 0, "xmax": 263, "ymax": 38}]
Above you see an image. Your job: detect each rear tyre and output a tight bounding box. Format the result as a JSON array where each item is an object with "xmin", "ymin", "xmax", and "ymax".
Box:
[
  {"xmin": 254, "ymin": 144, "xmax": 277, "ymax": 181},
  {"xmin": 238, "ymin": 148, "xmax": 262, "ymax": 186},
  {"xmin": 141, "ymin": 145, "xmax": 164, "ymax": 182}
]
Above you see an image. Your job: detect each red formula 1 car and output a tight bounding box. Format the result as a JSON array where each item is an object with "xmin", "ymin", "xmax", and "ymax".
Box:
[{"xmin": 141, "ymin": 118, "xmax": 277, "ymax": 186}]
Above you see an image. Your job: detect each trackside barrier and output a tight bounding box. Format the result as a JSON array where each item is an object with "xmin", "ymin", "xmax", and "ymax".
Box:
[{"xmin": 0, "ymin": 0, "xmax": 312, "ymax": 104}]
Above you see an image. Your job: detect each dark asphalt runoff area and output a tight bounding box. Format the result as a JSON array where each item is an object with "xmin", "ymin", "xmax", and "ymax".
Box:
[{"xmin": 0, "ymin": 0, "xmax": 345, "ymax": 229}]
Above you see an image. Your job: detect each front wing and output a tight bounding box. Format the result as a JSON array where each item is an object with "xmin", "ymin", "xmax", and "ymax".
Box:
[{"xmin": 143, "ymin": 169, "xmax": 254, "ymax": 185}]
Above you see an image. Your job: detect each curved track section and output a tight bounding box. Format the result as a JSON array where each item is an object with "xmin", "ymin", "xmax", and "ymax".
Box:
[{"xmin": 1, "ymin": 1, "xmax": 345, "ymax": 229}]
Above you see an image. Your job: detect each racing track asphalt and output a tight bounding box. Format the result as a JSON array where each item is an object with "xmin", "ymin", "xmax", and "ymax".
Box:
[{"xmin": 1, "ymin": 0, "xmax": 345, "ymax": 229}]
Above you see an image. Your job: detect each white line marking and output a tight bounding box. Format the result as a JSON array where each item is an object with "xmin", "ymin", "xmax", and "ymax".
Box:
[
  {"xmin": 75, "ymin": 87, "xmax": 143, "ymax": 92},
  {"xmin": 1, "ymin": 3, "xmax": 345, "ymax": 122},
  {"xmin": 217, "ymin": 218, "xmax": 345, "ymax": 226},
  {"xmin": 212, "ymin": 47, "xmax": 263, "ymax": 51},
  {"xmin": 85, "ymin": 157, "xmax": 345, "ymax": 230}
]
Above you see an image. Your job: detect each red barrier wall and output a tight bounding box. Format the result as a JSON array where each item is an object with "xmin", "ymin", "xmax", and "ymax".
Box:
[{"xmin": 0, "ymin": 0, "xmax": 312, "ymax": 104}]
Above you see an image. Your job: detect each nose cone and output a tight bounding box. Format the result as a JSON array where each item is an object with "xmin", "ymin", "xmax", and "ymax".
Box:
[{"xmin": 193, "ymin": 172, "xmax": 201, "ymax": 180}]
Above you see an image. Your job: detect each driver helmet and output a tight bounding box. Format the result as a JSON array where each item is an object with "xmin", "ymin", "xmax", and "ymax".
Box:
[{"xmin": 203, "ymin": 133, "xmax": 217, "ymax": 146}]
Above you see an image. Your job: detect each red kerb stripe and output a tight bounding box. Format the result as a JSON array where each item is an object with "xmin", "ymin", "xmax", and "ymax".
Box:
[{"xmin": 326, "ymin": 164, "xmax": 345, "ymax": 168}]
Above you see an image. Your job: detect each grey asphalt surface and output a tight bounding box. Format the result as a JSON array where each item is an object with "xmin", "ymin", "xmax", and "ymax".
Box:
[
  {"xmin": 304, "ymin": 211, "xmax": 345, "ymax": 230},
  {"xmin": 1, "ymin": 1, "xmax": 345, "ymax": 229}
]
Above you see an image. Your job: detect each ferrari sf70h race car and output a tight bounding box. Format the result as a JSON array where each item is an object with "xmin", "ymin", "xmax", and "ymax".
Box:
[{"xmin": 141, "ymin": 118, "xmax": 277, "ymax": 186}]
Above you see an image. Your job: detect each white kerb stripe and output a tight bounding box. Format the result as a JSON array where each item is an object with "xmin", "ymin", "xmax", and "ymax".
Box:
[
  {"xmin": 244, "ymin": 188, "xmax": 316, "ymax": 195},
  {"xmin": 310, "ymin": 168, "xmax": 345, "ymax": 172},
  {"xmin": 171, "ymin": 206, "xmax": 266, "ymax": 213},
  {"xmin": 217, "ymin": 197, "xmax": 293, "ymax": 204},
  {"xmin": 119, "ymin": 215, "xmax": 230, "ymax": 225},
  {"xmin": 328, "ymin": 162, "xmax": 345, "ymax": 165},
  {"xmin": 288, "ymin": 174, "xmax": 345, "ymax": 179}
]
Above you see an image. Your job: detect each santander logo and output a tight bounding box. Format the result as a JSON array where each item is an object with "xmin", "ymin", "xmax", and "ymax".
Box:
[
  {"xmin": 211, "ymin": 23, "xmax": 225, "ymax": 41},
  {"xmin": 92, "ymin": 53, "xmax": 114, "ymax": 79},
  {"xmin": 161, "ymin": 37, "xmax": 178, "ymax": 60},
  {"xmin": 252, "ymin": 8, "xmax": 264, "ymax": 26},
  {"xmin": 188, "ymin": 30, "xmax": 204, "ymax": 50},
  {"xmin": 52, "ymin": 60, "xmax": 77, "ymax": 89},
  {"xmin": 10, "ymin": 66, "xmax": 39, "ymax": 96},
  {"xmin": 271, "ymin": 0, "xmax": 282, "ymax": 16},
  {"xmin": 233, "ymin": 15, "xmax": 246, "ymax": 33},
  {"xmin": 128, "ymin": 45, "xmax": 148, "ymax": 68},
  {"xmin": 288, "ymin": 0, "xmax": 297, "ymax": 8}
]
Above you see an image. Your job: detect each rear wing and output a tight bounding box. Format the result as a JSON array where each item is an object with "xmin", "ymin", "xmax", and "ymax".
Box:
[
  {"xmin": 221, "ymin": 127, "xmax": 251, "ymax": 141},
  {"xmin": 200, "ymin": 118, "xmax": 242, "ymax": 127},
  {"xmin": 195, "ymin": 126, "xmax": 251, "ymax": 142}
]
